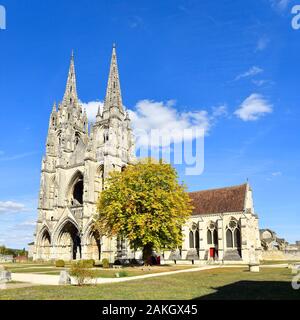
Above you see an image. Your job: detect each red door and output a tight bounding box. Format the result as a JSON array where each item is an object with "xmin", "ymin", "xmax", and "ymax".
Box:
[{"xmin": 209, "ymin": 248, "xmax": 215, "ymax": 258}]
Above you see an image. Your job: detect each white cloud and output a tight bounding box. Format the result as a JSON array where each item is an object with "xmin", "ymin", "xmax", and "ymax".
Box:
[
  {"xmin": 272, "ymin": 171, "xmax": 282, "ymax": 176},
  {"xmin": 234, "ymin": 93, "xmax": 273, "ymax": 121},
  {"xmin": 129, "ymin": 100, "xmax": 226, "ymax": 148},
  {"xmin": 256, "ymin": 36, "xmax": 270, "ymax": 51},
  {"xmin": 81, "ymin": 100, "xmax": 104, "ymax": 123},
  {"xmin": 0, "ymin": 152, "xmax": 38, "ymax": 162},
  {"xmin": 0, "ymin": 201, "xmax": 27, "ymax": 214},
  {"xmin": 83, "ymin": 99, "xmax": 227, "ymax": 148},
  {"xmin": 212, "ymin": 105, "xmax": 228, "ymax": 117},
  {"xmin": 235, "ymin": 66, "xmax": 263, "ymax": 81},
  {"xmin": 270, "ymin": 0, "xmax": 291, "ymax": 11},
  {"xmin": 252, "ymin": 79, "xmax": 269, "ymax": 87}
]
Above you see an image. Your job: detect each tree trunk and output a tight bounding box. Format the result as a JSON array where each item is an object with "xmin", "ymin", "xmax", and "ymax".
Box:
[{"xmin": 142, "ymin": 243, "xmax": 153, "ymax": 264}]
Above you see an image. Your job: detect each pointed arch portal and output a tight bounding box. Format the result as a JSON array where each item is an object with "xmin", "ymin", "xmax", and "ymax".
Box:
[
  {"xmin": 38, "ymin": 228, "xmax": 51, "ymax": 260},
  {"xmin": 56, "ymin": 220, "xmax": 81, "ymax": 260}
]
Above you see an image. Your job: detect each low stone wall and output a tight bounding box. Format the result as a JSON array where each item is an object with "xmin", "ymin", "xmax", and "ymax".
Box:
[{"xmin": 261, "ymin": 250, "xmax": 300, "ymax": 261}]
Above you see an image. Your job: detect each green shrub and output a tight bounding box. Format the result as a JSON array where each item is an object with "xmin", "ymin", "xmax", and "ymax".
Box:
[
  {"xmin": 102, "ymin": 258, "xmax": 110, "ymax": 268},
  {"xmin": 55, "ymin": 260, "xmax": 65, "ymax": 268},
  {"xmin": 119, "ymin": 271, "xmax": 128, "ymax": 277},
  {"xmin": 69, "ymin": 261, "xmax": 97, "ymax": 286},
  {"xmin": 81, "ymin": 259, "xmax": 95, "ymax": 268}
]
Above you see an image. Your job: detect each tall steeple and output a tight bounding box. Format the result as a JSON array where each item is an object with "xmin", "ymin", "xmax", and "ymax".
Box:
[
  {"xmin": 63, "ymin": 50, "xmax": 78, "ymax": 104},
  {"xmin": 103, "ymin": 44, "xmax": 124, "ymax": 116}
]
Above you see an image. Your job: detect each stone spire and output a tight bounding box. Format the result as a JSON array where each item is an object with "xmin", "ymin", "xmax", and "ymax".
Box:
[
  {"xmin": 103, "ymin": 44, "xmax": 124, "ymax": 115},
  {"xmin": 51, "ymin": 102, "xmax": 57, "ymax": 113},
  {"xmin": 63, "ymin": 50, "xmax": 78, "ymax": 104}
]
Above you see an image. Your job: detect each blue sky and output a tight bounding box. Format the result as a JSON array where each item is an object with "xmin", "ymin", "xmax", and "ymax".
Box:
[{"xmin": 0, "ymin": 0, "xmax": 299, "ymax": 249}]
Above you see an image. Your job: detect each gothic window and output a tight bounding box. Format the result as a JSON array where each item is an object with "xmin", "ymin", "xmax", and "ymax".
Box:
[
  {"xmin": 226, "ymin": 218, "xmax": 241, "ymax": 249},
  {"xmin": 95, "ymin": 165, "xmax": 104, "ymax": 193},
  {"xmin": 75, "ymin": 132, "xmax": 80, "ymax": 146},
  {"xmin": 207, "ymin": 222, "xmax": 218, "ymax": 245},
  {"xmin": 213, "ymin": 229, "xmax": 218, "ymax": 245},
  {"xmin": 69, "ymin": 172, "xmax": 84, "ymax": 206},
  {"xmin": 189, "ymin": 231, "xmax": 194, "ymax": 249},
  {"xmin": 73, "ymin": 180, "xmax": 83, "ymax": 205},
  {"xmin": 195, "ymin": 230, "xmax": 200, "ymax": 249},
  {"xmin": 207, "ymin": 230, "xmax": 212, "ymax": 245},
  {"xmin": 70, "ymin": 85, "xmax": 72, "ymax": 93},
  {"xmin": 58, "ymin": 133, "xmax": 62, "ymax": 145},
  {"xmin": 104, "ymin": 130, "xmax": 109, "ymax": 143},
  {"xmin": 117, "ymin": 236, "xmax": 126, "ymax": 252},
  {"xmin": 234, "ymin": 228, "xmax": 241, "ymax": 248},
  {"xmin": 226, "ymin": 229, "xmax": 233, "ymax": 248}
]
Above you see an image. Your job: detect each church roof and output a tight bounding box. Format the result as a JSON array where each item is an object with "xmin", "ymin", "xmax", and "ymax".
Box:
[{"xmin": 189, "ymin": 183, "xmax": 247, "ymax": 215}]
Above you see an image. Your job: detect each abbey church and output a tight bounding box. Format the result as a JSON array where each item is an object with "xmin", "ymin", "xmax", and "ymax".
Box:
[{"xmin": 33, "ymin": 47, "xmax": 261, "ymax": 264}]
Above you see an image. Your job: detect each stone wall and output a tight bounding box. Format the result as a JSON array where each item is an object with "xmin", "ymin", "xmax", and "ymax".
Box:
[{"xmin": 261, "ymin": 250, "xmax": 300, "ymax": 261}]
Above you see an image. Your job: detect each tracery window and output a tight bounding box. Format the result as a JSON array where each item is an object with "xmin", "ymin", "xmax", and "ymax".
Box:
[
  {"xmin": 226, "ymin": 219, "xmax": 241, "ymax": 249},
  {"xmin": 207, "ymin": 222, "xmax": 218, "ymax": 245},
  {"xmin": 189, "ymin": 223, "xmax": 199, "ymax": 249}
]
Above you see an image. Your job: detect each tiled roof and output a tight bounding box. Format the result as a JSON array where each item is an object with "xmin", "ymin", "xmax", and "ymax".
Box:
[{"xmin": 189, "ymin": 184, "xmax": 247, "ymax": 215}]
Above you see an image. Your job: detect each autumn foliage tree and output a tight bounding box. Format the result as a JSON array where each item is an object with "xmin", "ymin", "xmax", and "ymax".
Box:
[{"xmin": 94, "ymin": 159, "xmax": 193, "ymax": 262}]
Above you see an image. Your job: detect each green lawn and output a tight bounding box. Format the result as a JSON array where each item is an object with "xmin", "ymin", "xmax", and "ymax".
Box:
[
  {"xmin": 3, "ymin": 263, "xmax": 194, "ymax": 277},
  {"xmin": 7, "ymin": 268, "xmax": 64, "ymax": 274},
  {"xmin": 260, "ymin": 260, "xmax": 300, "ymax": 265},
  {"xmin": 0, "ymin": 267, "xmax": 298, "ymax": 300}
]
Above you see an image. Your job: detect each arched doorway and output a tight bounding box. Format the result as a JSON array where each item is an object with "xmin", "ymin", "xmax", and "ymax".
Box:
[
  {"xmin": 38, "ymin": 228, "xmax": 51, "ymax": 260},
  {"xmin": 57, "ymin": 221, "xmax": 81, "ymax": 260},
  {"xmin": 85, "ymin": 229, "xmax": 101, "ymax": 260}
]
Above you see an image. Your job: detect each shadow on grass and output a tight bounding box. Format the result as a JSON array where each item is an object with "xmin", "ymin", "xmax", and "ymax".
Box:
[{"xmin": 194, "ymin": 281, "xmax": 299, "ymax": 300}]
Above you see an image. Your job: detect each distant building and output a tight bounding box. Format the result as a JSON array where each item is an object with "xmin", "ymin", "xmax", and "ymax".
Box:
[
  {"xmin": 260, "ymin": 229, "xmax": 288, "ymax": 251},
  {"xmin": 14, "ymin": 256, "xmax": 28, "ymax": 263},
  {"xmin": 260, "ymin": 229, "xmax": 300, "ymax": 261},
  {"xmin": 0, "ymin": 254, "xmax": 13, "ymax": 263}
]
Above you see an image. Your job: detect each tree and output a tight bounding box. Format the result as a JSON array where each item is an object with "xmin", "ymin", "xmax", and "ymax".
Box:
[{"xmin": 94, "ymin": 159, "xmax": 193, "ymax": 262}]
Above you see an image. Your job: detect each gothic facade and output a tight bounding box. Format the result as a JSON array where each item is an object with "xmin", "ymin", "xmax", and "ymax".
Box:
[
  {"xmin": 33, "ymin": 47, "xmax": 135, "ymax": 261},
  {"xmin": 33, "ymin": 47, "xmax": 261, "ymax": 264}
]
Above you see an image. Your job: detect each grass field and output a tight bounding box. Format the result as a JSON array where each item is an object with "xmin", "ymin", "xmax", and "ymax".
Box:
[
  {"xmin": 260, "ymin": 260, "xmax": 300, "ymax": 265},
  {"xmin": 0, "ymin": 267, "xmax": 298, "ymax": 300},
  {"xmin": 3, "ymin": 263, "xmax": 195, "ymax": 277}
]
